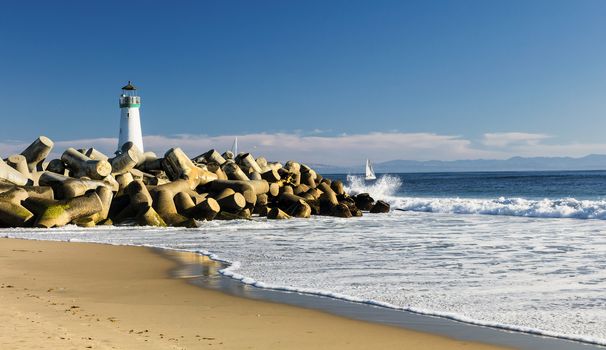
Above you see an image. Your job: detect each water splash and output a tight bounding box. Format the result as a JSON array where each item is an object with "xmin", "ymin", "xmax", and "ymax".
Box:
[{"xmin": 345, "ymin": 174, "xmax": 402, "ymax": 199}]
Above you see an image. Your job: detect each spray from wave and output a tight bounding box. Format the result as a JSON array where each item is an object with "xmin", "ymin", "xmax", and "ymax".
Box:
[{"xmin": 345, "ymin": 174, "xmax": 402, "ymax": 199}]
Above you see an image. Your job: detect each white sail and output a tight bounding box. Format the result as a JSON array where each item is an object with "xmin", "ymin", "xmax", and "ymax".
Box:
[
  {"xmin": 365, "ymin": 159, "xmax": 376, "ymax": 180},
  {"xmin": 232, "ymin": 137, "xmax": 238, "ymax": 155}
]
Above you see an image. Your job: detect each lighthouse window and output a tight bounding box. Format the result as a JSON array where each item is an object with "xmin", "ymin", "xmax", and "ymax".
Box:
[{"xmin": 127, "ymin": 112, "xmax": 130, "ymax": 117}]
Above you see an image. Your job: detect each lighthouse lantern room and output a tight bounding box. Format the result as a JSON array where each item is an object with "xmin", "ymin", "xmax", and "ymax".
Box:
[{"xmin": 118, "ymin": 81, "xmax": 144, "ymax": 153}]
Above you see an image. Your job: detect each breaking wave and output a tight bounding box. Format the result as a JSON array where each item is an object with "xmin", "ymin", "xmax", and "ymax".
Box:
[
  {"xmin": 392, "ymin": 197, "xmax": 606, "ymax": 220},
  {"xmin": 345, "ymin": 175, "xmax": 606, "ymax": 220}
]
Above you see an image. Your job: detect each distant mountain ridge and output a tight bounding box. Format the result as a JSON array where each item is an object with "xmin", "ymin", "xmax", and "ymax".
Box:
[{"xmin": 310, "ymin": 154, "xmax": 606, "ymax": 174}]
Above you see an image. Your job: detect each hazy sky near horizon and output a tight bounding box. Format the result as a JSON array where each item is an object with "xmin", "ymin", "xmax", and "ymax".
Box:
[{"xmin": 1, "ymin": 0, "xmax": 606, "ymax": 165}]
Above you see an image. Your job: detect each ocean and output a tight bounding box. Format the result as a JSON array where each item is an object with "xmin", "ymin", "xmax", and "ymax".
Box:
[{"xmin": 4, "ymin": 170, "xmax": 606, "ymax": 346}]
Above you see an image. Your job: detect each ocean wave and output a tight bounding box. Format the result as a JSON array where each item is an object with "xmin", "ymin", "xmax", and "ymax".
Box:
[
  {"xmin": 344, "ymin": 175, "xmax": 606, "ymax": 220},
  {"xmin": 391, "ymin": 197, "xmax": 606, "ymax": 220}
]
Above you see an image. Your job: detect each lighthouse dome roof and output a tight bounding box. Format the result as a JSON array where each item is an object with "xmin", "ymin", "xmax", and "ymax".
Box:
[{"xmin": 121, "ymin": 81, "xmax": 137, "ymax": 90}]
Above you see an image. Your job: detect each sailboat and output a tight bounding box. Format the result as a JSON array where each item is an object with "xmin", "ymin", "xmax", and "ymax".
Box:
[
  {"xmin": 365, "ymin": 159, "xmax": 376, "ymax": 180},
  {"xmin": 231, "ymin": 137, "xmax": 238, "ymax": 155}
]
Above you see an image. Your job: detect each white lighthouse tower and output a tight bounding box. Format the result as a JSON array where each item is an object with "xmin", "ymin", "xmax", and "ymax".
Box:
[{"xmin": 117, "ymin": 81, "xmax": 144, "ymax": 153}]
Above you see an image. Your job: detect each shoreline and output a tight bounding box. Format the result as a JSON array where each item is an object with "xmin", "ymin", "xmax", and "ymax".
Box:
[
  {"xmin": 159, "ymin": 247, "xmax": 605, "ymax": 350},
  {"xmin": 1, "ymin": 237, "xmax": 511, "ymax": 350}
]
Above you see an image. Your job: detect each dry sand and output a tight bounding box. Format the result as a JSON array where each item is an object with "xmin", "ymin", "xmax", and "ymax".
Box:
[{"xmin": 0, "ymin": 238, "xmax": 512, "ymax": 350}]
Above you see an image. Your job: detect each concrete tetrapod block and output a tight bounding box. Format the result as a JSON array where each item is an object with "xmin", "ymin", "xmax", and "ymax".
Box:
[
  {"xmin": 136, "ymin": 206, "xmax": 167, "ymax": 227},
  {"xmin": 6, "ymin": 155, "xmax": 32, "ymax": 180},
  {"xmin": 317, "ymin": 182, "xmax": 339, "ymax": 207},
  {"xmin": 126, "ymin": 180, "xmax": 153, "ymax": 209},
  {"xmin": 253, "ymin": 193, "xmax": 268, "ymax": 215},
  {"xmin": 39, "ymin": 171, "xmax": 107, "ymax": 199},
  {"xmin": 222, "ymin": 151, "xmax": 234, "ymax": 160},
  {"xmin": 163, "ymin": 148, "xmax": 218, "ymax": 189},
  {"xmin": 214, "ymin": 188, "xmax": 246, "ymax": 213},
  {"xmin": 222, "ymin": 162, "xmax": 250, "ymax": 181},
  {"xmin": 331, "ymin": 203, "xmax": 353, "ymax": 218},
  {"xmin": 111, "ymin": 142, "xmax": 140, "ymax": 175},
  {"xmin": 278, "ymin": 193, "xmax": 312, "ymax": 218},
  {"xmin": 301, "ymin": 171, "xmax": 317, "ymax": 188},
  {"xmin": 20, "ymin": 136, "xmax": 54, "ymax": 172},
  {"xmin": 0, "ymin": 183, "xmax": 54, "ymax": 200},
  {"xmin": 330, "ymin": 180, "xmax": 345, "ymax": 196},
  {"xmin": 35, "ymin": 191, "xmax": 103, "ymax": 228},
  {"xmin": 46, "ymin": 159, "xmax": 66, "ymax": 175},
  {"xmin": 255, "ymin": 157, "xmax": 269, "ymax": 172},
  {"xmin": 137, "ymin": 157, "xmax": 163, "ymax": 172},
  {"xmin": 215, "ymin": 207, "xmax": 252, "ymax": 220},
  {"xmin": 113, "ymin": 180, "xmax": 153, "ymax": 223},
  {"xmin": 261, "ymin": 169, "xmax": 281, "ymax": 183},
  {"xmin": 280, "ymin": 185, "xmax": 294, "ymax": 196},
  {"xmin": 287, "ymin": 199, "xmax": 311, "ymax": 218},
  {"xmin": 284, "ymin": 162, "xmax": 301, "ymax": 186},
  {"xmin": 162, "ymin": 147, "xmax": 196, "ymax": 181},
  {"xmin": 153, "ymin": 189, "xmax": 194, "ymax": 227},
  {"xmin": 73, "ymin": 186, "xmax": 113, "ymax": 226},
  {"xmin": 115, "ymin": 172, "xmax": 135, "ymax": 196},
  {"xmin": 208, "ymin": 180, "xmax": 267, "ymax": 208},
  {"xmin": 267, "ymin": 207, "xmax": 291, "ymax": 220},
  {"xmin": 237, "ymin": 153, "xmax": 263, "ymax": 174},
  {"xmin": 256, "ymin": 193, "xmax": 268, "ymax": 207},
  {"xmin": 293, "ymin": 184, "xmax": 310, "ymax": 195},
  {"xmin": 195, "ymin": 149, "xmax": 226, "ymax": 166},
  {"xmin": 61, "ymin": 148, "xmax": 112, "ymax": 180},
  {"xmin": 174, "ymin": 192, "xmax": 195, "ymax": 214},
  {"xmin": 206, "ymin": 162, "xmax": 228, "ymax": 180},
  {"xmin": 307, "ymin": 188, "xmax": 323, "ymax": 200},
  {"xmin": 188, "ymin": 166, "xmax": 218, "ymax": 188},
  {"xmin": 101, "ymin": 174, "xmax": 119, "ymax": 192},
  {"xmin": 277, "ymin": 169, "xmax": 294, "ymax": 186},
  {"xmin": 0, "ymin": 158, "xmax": 30, "ymax": 186},
  {"xmin": 93, "ymin": 186, "xmax": 114, "ymax": 223},
  {"xmin": 299, "ymin": 192, "xmax": 316, "ymax": 202},
  {"xmin": 150, "ymin": 179, "xmax": 192, "ymax": 199},
  {"xmin": 0, "ymin": 188, "xmax": 34, "ymax": 227},
  {"xmin": 85, "ymin": 148, "xmax": 109, "ymax": 161},
  {"xmin": 268, "ymin": 183, "xmax": 280, "ymax": 197},
  {"xmin": 185, "ymin": 197, "xmax": 221, "ymax": 221},
  {"xmin": 266, "ymin": 162, "xmax": 283, "ymax": 171},
  {"xmin": 22, "ymin": 196, "xmax": 57, "ymax": 217},
  {"xmin": 173, "ymin": 191, "xmax": 211, "ymax": 213},
  {"xmin": 284, "ymin": 160, "xmax": 301, "ymax": 174},
  {"xmin": 208, "ymin": 179, "xmax": 270, "ymax": 195}
]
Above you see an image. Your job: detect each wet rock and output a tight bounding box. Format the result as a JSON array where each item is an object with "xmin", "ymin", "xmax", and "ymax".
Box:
[{"xmin": 370, "ymin": 200, "xmax": 390, "ymax": 213}]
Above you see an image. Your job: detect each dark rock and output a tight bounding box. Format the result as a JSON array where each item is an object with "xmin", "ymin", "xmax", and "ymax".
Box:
[
  {"xmin": 370, "ymin": 200, "xmax": 390, "ymax": 213},
  {"xmin": 354, "ymin": 193, "xmax": 375, "ymax": 211}
]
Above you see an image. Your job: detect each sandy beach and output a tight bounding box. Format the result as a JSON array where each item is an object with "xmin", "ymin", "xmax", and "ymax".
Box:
[{"xmin": 0, "ymin": 237, "xmax": 512, "ymax": 350}]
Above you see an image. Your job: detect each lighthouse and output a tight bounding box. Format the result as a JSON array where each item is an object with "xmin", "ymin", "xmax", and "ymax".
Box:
[{"xmin": 117, "ymin": 81, "xmax": 144, "ymax": 153}]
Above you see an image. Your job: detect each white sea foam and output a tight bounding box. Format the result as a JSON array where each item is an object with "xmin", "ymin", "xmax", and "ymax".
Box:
[
  {"xmin": 4, "ymin": 211, "xmax": 606, "ymax": 346},
  {"xmin": 345, "ymin": 175, "xmax": 606, "ymax": 220},
  {"xmin": 391, "ymin": 196, "xmax": 606, "ymax": 220}
]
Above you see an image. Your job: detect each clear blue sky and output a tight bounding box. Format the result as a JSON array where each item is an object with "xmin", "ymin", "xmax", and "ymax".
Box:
[{"xmin": 1, "ymin": 0, "xmax": 606, "ymax": 162}]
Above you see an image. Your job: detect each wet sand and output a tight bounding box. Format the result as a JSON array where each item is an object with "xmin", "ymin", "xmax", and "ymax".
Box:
[{"xmin": 0, "ymin": 237, "xmax": 511, "ymax": 350}]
